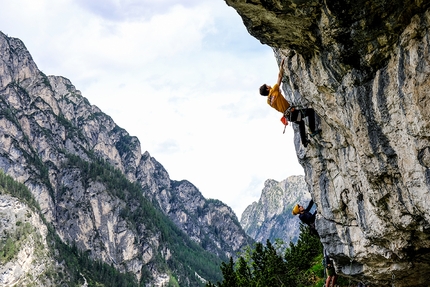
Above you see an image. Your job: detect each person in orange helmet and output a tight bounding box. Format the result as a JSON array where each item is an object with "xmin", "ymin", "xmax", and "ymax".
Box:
[{"xmin": 292, "ymin": 199, "xmax": 318, "ymax": 237}]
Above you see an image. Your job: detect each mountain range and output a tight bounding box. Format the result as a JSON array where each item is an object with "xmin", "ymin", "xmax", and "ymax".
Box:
[{"xmin": 0, "ymin": 30, "xmax": 306, "ymax": 286}]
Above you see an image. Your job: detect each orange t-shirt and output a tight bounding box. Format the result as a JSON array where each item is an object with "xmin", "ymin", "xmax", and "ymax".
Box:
[{"xmin": 267, "ymin": 83, "xmax": 290, "ymax": 113}]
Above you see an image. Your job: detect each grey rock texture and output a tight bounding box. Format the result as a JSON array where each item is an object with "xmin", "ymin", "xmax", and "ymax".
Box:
[
  {"xmin": 0, "ymin": 31, "xmax": 253, "ymax": 285},
  {"xmin": 138, "ymin": 153, "xmax": 254, "ymax": 259},
  {"xmin": 226, "ymin": 0, "xmax": 430, "ymax": 286},
  {"xmin": 240, "ymin": 175, "xmax": 311, "ymax": 244},
  {"xmin": 0, "ymin": 194, "xmax": 58, "ymax": 286}
]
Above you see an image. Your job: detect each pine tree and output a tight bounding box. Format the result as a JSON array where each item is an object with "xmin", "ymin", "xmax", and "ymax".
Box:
[{"xmin": 207, "ymin": 224, "xmax": 324, "ymax": 287}]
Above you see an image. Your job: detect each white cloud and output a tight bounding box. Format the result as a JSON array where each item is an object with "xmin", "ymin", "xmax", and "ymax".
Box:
[
  {"xmin": 75, "ymin": 0, "xmax": 203, "ymax": 21},
  {"xmin": 0, "ymin": 0, "xmax": 305, "ymax": 218}
]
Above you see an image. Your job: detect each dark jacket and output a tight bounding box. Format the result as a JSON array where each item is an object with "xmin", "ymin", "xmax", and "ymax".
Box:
[{"xmin": 299, "ymin": 199, "xmax": 316, "ymax": 226}]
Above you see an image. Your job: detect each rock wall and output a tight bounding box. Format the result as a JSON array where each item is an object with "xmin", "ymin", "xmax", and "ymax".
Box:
[
  {"xmin": 226, "ymin": 0, "xmax": 430, "ymax": 286},
  {"xmin": 0, "ymin": 194, "xmax": 58, "ymax": 286}
]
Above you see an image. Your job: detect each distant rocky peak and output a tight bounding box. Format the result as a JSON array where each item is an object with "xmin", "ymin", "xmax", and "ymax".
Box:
[{"xmin": 241, "ymin": 175, "xmax": 310, "ymax": 244}]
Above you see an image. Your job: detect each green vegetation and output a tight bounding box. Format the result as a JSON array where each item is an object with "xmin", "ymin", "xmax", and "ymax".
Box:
[
  {"xmin": 40, "ymin": 71, "xmax": 52, "ymax": 88},
  {"xmin": 0, "ymin": 81, "xmax": 222, "ymax": 285},
  {"xmin": 50, "ymin": 236, "xmax": 139, "ymax": 287},
  {"xmin": 0, "ymin": 161, "xmax": 223, "ymax": 286},
  {"xmin": 0, "ymin": 222, "xmax": 34, "ymax": 263},
  {"xmin": 0, "ymin": 79, "xmax": 224, "ymax": 286},
  {"xmin": 0, "ymin": 171, "xmax": 40, "ymax": 210},
  {"xmin": 63, "ymin": 154, "xmax": 223, "ymax": 284},
  {"xmin": 0, "ymin": 170, "xmax": 136, "ymax": 286},
  {"xmin": 112, "ymin": 126, "xmax": 138, "ymax": 156},
  {"xmin": 206, "ymin": 225, "xmax": 354, "ymax": 287},
  {"xmin": 0, "ymin": 93, "xmax": 56, "ymax": 201}
]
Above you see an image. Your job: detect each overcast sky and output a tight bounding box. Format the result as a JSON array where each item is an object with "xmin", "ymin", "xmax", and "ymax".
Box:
[{"xmin": 0, "ymin": 0, "xmax": 304, "ymax": 218}]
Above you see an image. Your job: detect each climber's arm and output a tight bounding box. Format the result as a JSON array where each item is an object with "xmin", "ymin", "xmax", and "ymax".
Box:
[
  {"xmin": 276, "ymin": 58, "xmax": 285, "ymax": 86},
  {"xmin": 305, "ymin": 199, "xmax": 314, "ymax": 212}
]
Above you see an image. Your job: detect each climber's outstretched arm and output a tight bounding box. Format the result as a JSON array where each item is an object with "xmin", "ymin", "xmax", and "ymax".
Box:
[{"xmin": 276, "ymin": 58, "xmax": 285, "ymax": 86}]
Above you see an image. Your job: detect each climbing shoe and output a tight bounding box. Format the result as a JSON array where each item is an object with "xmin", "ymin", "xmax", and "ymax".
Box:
[
  {"xmin": 303, "ymin": 138, "xmax": 310, "ymax": 147},
  {"xmin": 309, "ymin": 129, "xmax": 322, "ymax": 138}
]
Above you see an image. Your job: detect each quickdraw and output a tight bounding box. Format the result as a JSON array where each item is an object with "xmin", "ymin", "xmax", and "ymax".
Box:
[
  {"xmin": 283, "ymin": 106, "xmax": 295, "ymax": 118},
  {"xmin": 282, "ymin": 106, "xmax": 295, "ymax": 134}
]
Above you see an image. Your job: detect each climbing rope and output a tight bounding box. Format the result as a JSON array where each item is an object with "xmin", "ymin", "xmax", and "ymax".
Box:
[
  {"xmin": 348, "ymin": 259, "xmax": 353, "ymax": 286},
  {"xmin": 323, "ymin": 171, "xmax": 359, "ymax": 287}
]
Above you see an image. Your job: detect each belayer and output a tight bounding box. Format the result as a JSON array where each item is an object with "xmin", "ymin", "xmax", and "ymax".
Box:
[
  {"xmin": 324, "ymin": 251, "xmax": 338, "ymax": 287},
  {"xmin": 259, "ymin": 58, "xmax": 320, "ymax": 147}
]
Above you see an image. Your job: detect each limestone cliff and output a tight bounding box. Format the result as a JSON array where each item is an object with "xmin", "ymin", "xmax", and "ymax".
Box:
[
  {"xmin": 226, "ymin": 0, "xmax": 430, "ymax": 286},
  {"xmin": 138, "ymin": 153, "xmax": 253, "ymax": 259},
  {"xmin": 0, "ymin": 193, "xmax": 58, "ymax": 286},
  {"xmin": 0, "ymin": 31, "xmax": 253, "ymax": 286},
  {"xmin": 241, "ymin": 175, "xmax": 311, "ymax": 244}
]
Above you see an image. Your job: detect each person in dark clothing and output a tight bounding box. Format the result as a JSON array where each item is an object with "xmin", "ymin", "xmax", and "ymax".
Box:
[
  {"xmin": 325, "ymin": 255, "xmax": 337, "ymax": 287},
  {"xmin": 292, "ymin": 199, "xmax": 318, "ymax": 236}
]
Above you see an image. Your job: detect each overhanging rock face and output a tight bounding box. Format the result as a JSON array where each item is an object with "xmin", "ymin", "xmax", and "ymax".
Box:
[{"xmin": 225, "ymin": 0, "xmax": 430, "ymax": 285}]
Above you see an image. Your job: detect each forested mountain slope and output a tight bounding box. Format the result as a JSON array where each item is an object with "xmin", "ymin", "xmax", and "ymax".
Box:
[{"xmin": 0, "ymin": 30, "xmax": 253, "ymax": 286}]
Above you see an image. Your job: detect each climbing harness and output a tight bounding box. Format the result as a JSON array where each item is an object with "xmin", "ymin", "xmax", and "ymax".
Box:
[
  {"xmin": 281, "ymin": 105, "xmax": 312, "ymax": 134},
  {"xmin": 281, "ymin": 106, "xmax": 295, "ymax": 133},
  {"xmin": 283, "ymin": 105, "xmax": 295, "ymax": 118}
]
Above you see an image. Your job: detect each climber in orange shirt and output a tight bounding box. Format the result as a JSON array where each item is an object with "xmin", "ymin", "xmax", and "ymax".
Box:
[
  {"xmin": 259, "ymin": 59, "xmax": 290, "ymax": 114},
  {"xmin": 259, "ymin": 58, "xmax": 320, "ymax": 147}
]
